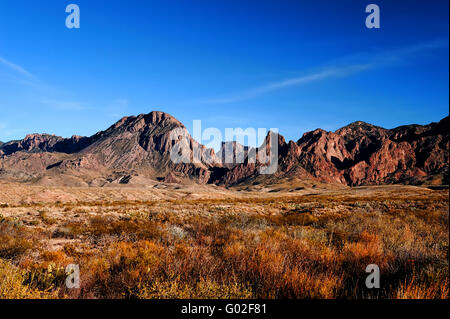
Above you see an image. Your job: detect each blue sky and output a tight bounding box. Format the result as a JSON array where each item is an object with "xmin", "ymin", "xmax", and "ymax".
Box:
[{"xmin": 0, "ymin": 0, "xmax": 448, "ymax": 149}]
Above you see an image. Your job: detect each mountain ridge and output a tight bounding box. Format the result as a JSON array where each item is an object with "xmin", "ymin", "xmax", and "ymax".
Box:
[{"xmin": 0, "ymin": 111, "xmax": 448, "ymax": 187}]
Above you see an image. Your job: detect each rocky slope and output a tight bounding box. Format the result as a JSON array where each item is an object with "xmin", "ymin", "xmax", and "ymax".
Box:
[
  {"xmin": 0, "ymin": 111, "xmax": 220, "ymax": 185},
  {"xmin": 0, "ymin": 111, "xmax": 448, "ymax": 187},
  {"xmin": 218, "ymin": 117, "xmax": 449, "ymax": 186}
]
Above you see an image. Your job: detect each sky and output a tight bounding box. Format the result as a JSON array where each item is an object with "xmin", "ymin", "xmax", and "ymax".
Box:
[{"xmin": 0, "ymin": 0, "xmax": 448, "ymax": 150}]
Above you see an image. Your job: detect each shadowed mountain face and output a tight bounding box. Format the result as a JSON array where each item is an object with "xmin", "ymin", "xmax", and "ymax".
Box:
[
  {"xmin": 0, "ymin": 111, "xmax": 448, "ymax": 186},
  {"xmin": 217, "ymin": 141, "xmax": 249, "ymax": 168}
]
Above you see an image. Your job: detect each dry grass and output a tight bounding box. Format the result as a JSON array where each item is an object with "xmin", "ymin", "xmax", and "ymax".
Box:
[{"xmin": 0, "ymin": 183, "xmax": 448, "ymax": 299}]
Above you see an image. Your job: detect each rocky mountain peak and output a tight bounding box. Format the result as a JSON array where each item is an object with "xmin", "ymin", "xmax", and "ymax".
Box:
[
  {"xmin": 112, "ymin": 111, "xmax": 183, "ymax": 131},
  {"xmin": 264, "ymin": 130, "xmax": 287, "ymax": 149}
]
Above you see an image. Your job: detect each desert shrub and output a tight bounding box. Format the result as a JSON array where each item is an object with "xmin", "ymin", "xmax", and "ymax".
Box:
[
  {"xmin": 0, "ymin": 259, "xmax": 55, "ymax": 299},
  {"xmin": 269, "ymin": 212, "xmax": 318, "ymax": 226},
  {"xmin": 38, "ymin": 210, "xmax": 57, "ymax": 225},
  {"xmin": 62, "ymin": 216, "xmax": 161, "ymax": 241},
  {"xmin": 395, "ymin": 272, "xmax": 449, "ymax": 299},
  {"xmin": 135, "ymin": 276, "xmax": 252, "ymax": 299},
  {"xmin": 88, "ymin": 216, "xmax": 161, "ymax": 241},
  {"xmin": 75, "ymin": 240, "xmax": 166, "ymax": 298},
  {"xmin": 1, "ymin": 190, "xmax": 447, "ymax": 299},
  {"xmin": 22, "ymin": 262, "xmax": 68, "ymax": 292},
  {"xmin": 0, "ymin": 223, "xmax": 36, "ymax": 260}
]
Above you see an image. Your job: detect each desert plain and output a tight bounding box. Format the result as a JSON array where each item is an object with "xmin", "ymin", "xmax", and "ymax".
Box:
[{"xmin": 0, "ymin": 180, "xmax": 448, "ymax": 299}]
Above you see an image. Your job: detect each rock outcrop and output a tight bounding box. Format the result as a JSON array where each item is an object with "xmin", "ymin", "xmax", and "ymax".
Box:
[
  {"xmin": 217, "ymin": 116, "xmax": 448, "ymax": 186},
  {"xmin": 0, "ymin": 134, "xmax": 91, "ymax": 156}
]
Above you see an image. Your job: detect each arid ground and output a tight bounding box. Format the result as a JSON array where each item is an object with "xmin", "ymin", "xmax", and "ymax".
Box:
[{"xmin": 0, "ymin": 181, "xmax": 448, "ymax": 299}]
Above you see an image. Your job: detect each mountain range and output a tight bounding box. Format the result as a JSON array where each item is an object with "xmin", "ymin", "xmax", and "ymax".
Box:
[{"xmin": 0, "ymin": 111, "xmax": 448, "ymax": 187}]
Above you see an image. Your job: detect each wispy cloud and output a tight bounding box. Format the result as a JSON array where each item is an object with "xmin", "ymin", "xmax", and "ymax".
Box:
[
  {"xmin": 200, "ymin": 39, "xmax": 448, "ymax": 104},
  {"xmin": 203, "ymin": 64, "xmax": 371, "ymax": 104},
  {"xmin": 0, "ymin": 56, "xmax": 36, "ymax": 79},
  {"xmin": 0, "ymin": 55, "xmax": 92, "ymax": 113}
]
